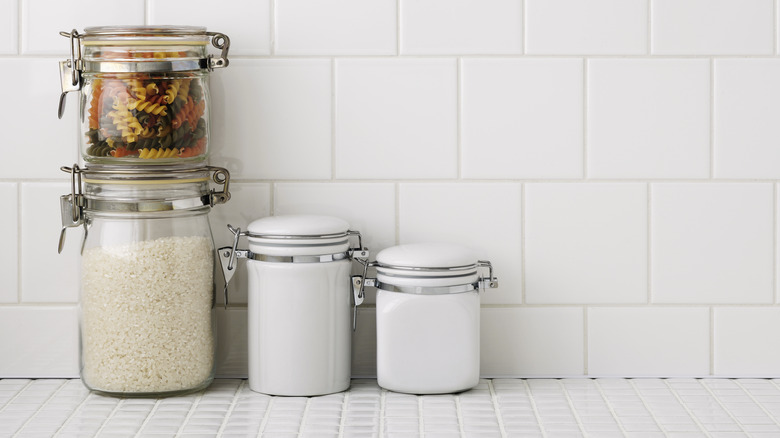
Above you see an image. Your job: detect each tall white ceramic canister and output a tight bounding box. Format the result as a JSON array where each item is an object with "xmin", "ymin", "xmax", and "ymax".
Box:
[
  {"xmin": 219, "ymin": 215, "xmax": 369, "ymax": 396},
  {"xmin": 368, "ymin": 243, "xmax": 498, "ymax": 395}
]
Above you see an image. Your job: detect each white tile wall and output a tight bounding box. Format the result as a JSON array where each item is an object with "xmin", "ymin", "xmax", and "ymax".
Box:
[
  {"xmin": 461, "ymin": 59, "xmax": 583, "ymax": 179},
  {"xmin": 714, "ymin": 60, "xmax": 780, "ymax": 179},
  {"xmin": 335, "ymin": 59, "xmax": 457, "ymax": 179},
  {"xmin": 587, "ymin": 59, "xmax": 711, "ymax": 179},
  {"xmin": 525, "ymin": 0, "xmax": 648, "ymax": 55},
  {"xmin": 21, "ymin": 0, "xmax": 144, "ymax": 55},
  {"xmin": 0, "ymin": 184, "xmax": 17, "ymax": 304},
  {"xmin": 3, "ymin": 0, "xmax": 780, "ymax": 379},
  {"xmin": 525, "ymin": 183, "xmax": 647, "ymax": 304},
  {"xmin": 0, "ymin": 0, "xmax": 17, "ymax": 54},
  {"xmin": 148, "ymin": 0, "xmax": 271, "ymax": 56},
  {"xmin": 400, "ymin": 0, "xmax": 523, "ymax": 55},
  {"xmin": 276, "ymin": 0, "xmax": 396, "ymax": 55},
  {"xmin": 588, "ymin": 307, "xmax": 710, "ymax": 377},
  {"xmin": 715, "ymin": 308, "xmax": 780, "ymax": 377},
  {"xmin": 651, "ymin": 183, "xmax": 774, "ymax": 304},
  {"xmin": 651, "ymin": 0, "xmax": 773, "ymax": 55}
]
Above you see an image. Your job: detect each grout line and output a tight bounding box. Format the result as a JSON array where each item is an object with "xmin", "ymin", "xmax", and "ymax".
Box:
[
  {"xmin": 216, "ymin": 380, "xmax": 245, "ymax": 437},
  {"xmin": 257, "ymin": 396, "xmax": 275, "ymax": 437},
  {"xmin": 0, "ymin": 380, "xmax": 33, "ymax": 412},
  {"xmin": 93, "ymin": 398, "xmax": 126, "ymax": 437},
  {"xmin": 297, "ymin": 396, "xmax": 312, "ymax": 435},
  {"xmin": 522, "ymin": 0, "xmax": 527, "ymax": 54},
  {"xmin": 709, "ymin": 58, "xmax": 715, "ymax": 179},
  {"xmin": 583, "ymin": 307, "xmax": 588, "ymax": 375},
  {"xmin": 174, "ymin": 392, "xmax": 204, "ymax": 437},
  {"xmin": 396, "ymin": 0, "xmax": 401, "ymax": 55},
  {"xmin": 395, "ymin": 183, "xmax": 401, "ymax": 245},
  {"xmin": 488, "ymin": 380, "xmax": 508, "ymax": 438},
  {"xmin": 592, "ymin": 380, "xmax": 633, "ymax": 436},
  {"xmin": 16, "ymin": 0, "xmax": 22, "ymax": 54},
  {"xmin": 699, "ymin": 380, "xmax": 750, "ymax": 434},
  {"xmin": 582, "ymin": 58, "xmax": 588, "ymax": 179},
  {"xmin": 663, "ymin": 380, "xmax": 713, "ymax": 437},
  {"xmin": 736, "ymin": 380, "xmax": 780, "ymax": 427},
  {"xmin": 269, "ymin": 183, "xmax": 275, "ymax": 216},
  {"xmin": 775, "ymin": 0, "xmax": 779, "ymax": 55},
  {"xmin": 454, "ymin": 394, "xmax": 465, "ymax": 437},
  {"xmin": 522, "ymin": 381, "xmax": 547, "ymax": 438},
  {"xmin": 145, "ymin": 0, "xmax": 151, "ymax": 25},
  {"xmin": 16, "ymin": 183, "xmax": 21, "ymax": 303},
  {"xmin": 417, "ymin": 394, "xmax": 425, "ymax": 437},
  {"xmin": 11, "ymin": 380, "xmax": 68, "ymax": 437},
  {"xmin": 520, "ymin": 183, "xmax": 526, "ymax": 304},
  {"xmin": 647, "ymin": 0, "xmax": 652, "ymax": 54},
  {"xmin": 331, "ymin": 58, "xmax": 337, "ymax": 180},
  {"xmin": 134, "ymin": 398, "xmax": 162, "ymax": 438},
  {"xmin": 337, "ymin": 391, "xmax": 348, "ymax": 438},
  {"xmin": 270, "ymin": 0, "xmax": 276, "ymax": 55},
  {"xmin": 556, "ymin": 380, "xmax": 587, "ymax": 437},
  {"xmin": 457, "ymin": 58, "xmax": 463, "ymax": 179},
  {"xmin": 710, "ymin": 306, "xmax": 715, "ymax": 376},
  {"xmin": 626, "ymin": 380, "xmax": 668, "ymax": 434},
  {"xmin": 647, "ymin": 183, "xmax": 652, "ymax": 304},
  {"xmin": 774, "ymin": 183, "xmax": 778, "ymax": 305},
  {"xmin": 379, "ymin": 389, "xmax": 387, "ymax": 437},
  {"xmin": 52, "ymin": 388, "xmax": 93, "ymax": 438}
]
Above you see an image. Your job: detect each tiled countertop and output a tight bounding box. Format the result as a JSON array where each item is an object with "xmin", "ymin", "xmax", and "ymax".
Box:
[{"xmin": 2, "ymin": 378, "xmax": 780, "ymax": 437}]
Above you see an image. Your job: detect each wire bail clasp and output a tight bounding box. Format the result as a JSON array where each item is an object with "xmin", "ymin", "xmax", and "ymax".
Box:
[
  {"xmin": 206, "ymin": 32, "xmax": 230, "ymax": 70},
  {"xmin": 58, "ymin": 164, "xmax": 85, "ymax": 254}
]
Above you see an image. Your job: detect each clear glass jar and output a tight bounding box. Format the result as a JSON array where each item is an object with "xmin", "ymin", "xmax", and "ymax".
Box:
[
  {"xmin": 59, "ymin": 166, "xmax": 231, "ymax": 397},
  {"xmin": 58, "ymin": 26, "xmax": 229, "ymax": 167}
]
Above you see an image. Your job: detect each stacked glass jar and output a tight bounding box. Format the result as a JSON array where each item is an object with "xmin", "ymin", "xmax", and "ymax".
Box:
[{"xmin": 56, "ymin": 26, "xmax": 231, "ymax": 397}]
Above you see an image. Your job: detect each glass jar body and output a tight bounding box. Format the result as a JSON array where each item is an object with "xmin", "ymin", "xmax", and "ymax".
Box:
[
  {"xmin": 80, "ymin": 71, "xmax": 210, "ymax": 166},
  {"xmin": 79, "ymin": 208, "xmax": 216, "ymax": 397}
]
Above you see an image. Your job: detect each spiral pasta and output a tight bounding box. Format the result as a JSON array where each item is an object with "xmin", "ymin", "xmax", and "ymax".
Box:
[{"xmin": 84, "ymin": 75, "xmax": 208, "ymax": 161}]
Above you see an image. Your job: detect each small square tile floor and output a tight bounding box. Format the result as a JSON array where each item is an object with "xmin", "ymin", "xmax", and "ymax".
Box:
[{"xmin": 2, "ymin": 378, "xmax": 780, "ymax": 437}]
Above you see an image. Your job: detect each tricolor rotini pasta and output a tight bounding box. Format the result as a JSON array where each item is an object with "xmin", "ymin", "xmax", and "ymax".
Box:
[{"xmin": 84, "ymin": 73, "xmax": 208, "ymax": 161}]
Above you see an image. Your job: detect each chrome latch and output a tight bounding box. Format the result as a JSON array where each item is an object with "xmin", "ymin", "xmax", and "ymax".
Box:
[
  {"xmin": 58, "ymin": 164, "xmax": 84, "ymax": 254},
  {"xmin": 206, "ymin": 32, "xmax": 230, "ymax": 70},
  {"xmin": 478, "ymin": 260, "xmax": 499, "ymax": 290},
  {"xmin": 218, "ymin": 224, "xmax": 247, "ymax": 308},
  {"xmin": 57, "ymin": 30, "xmax": 82, "ymax": 119},
  {"xmin": 207, "ymin": 166, "xmax": 231, "ymax": 206}
]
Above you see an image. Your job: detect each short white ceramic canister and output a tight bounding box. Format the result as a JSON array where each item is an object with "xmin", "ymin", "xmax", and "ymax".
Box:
[
  {"xmin": 219, "ymin": 215, "xmax": 369, "ymax": 396},
  {"xmin": 368, "ymin": 243, "xmax": 498, "ymax": 395}
]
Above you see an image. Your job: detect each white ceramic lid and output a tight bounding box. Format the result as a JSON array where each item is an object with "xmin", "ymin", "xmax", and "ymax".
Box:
[
  {"xmin": 376, "ymin": 243, "xmax": 477, "ymax": 270},
  {"xmin": 247, "ymin": 215, "xmax": 349, "ymax": 237}
]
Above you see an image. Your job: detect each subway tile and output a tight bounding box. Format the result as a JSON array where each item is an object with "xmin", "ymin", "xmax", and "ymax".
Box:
[
  {"xmin": 335, "ymin": 59, "xmax": 457, "ymax": 179},
  {"xmin": 149, "ymin": 0, "xmax": 271, "ymax": 56},
  {"xmin": 399, "ymin": 183, "xmax": 521, "ymax": 304},
  {"xmin": 652, "ymin": 0, "xmax": 773, "ymax": 55},
  {"xmin": 0, "ymin": 0, "xmax": 17, "ymax": 54},
  {"xmin": 400, "ymin": 0, "xmax": 522, "ymax": 54},
  {"xmin": 525, "ymin": 183, "xmax": 647, "ymax": 304},
  {"xmin": 588, "ymin": 307, "xmax": 710, "ymax": 377},
  {"xmin": 21, "ymin": 183, "xmax": 80, "ymax": 304},
  {"xmin": 714, "ymin": 59, "xmax": 780, "ymax": 178},
  {"xmin": 0, "ymin": 306, "xmax": 78, "ymax": 377},
  {"xmin": 587, "ymin": 59, "xmax": 710, "ymax": 179},
  {"xmin": 715, "ymin": 308, "xmax": 780, "ymax": 377},
  {"xmin": 481, "ymin": 308, "xmax": 584, "ymax": 377},
  {"xmin": 209, "ymin": 183, "xmax": 272, "ymax": 306},
  {"xmin": 0, "ymin": 184, "xmax": 17, "ymax": 304},
  {"xmin": 21, "ymin": 0, "xmax": 143, "ymax": 55},
  {"xmin": 526, "ymin": 0, "xmax": 647, "ymax": 54},
  {"xmin": 461, "ymin": 59, "xmax": 583, "ymax": 179},
  {"xmin": 1, "ymin": 59, "xmax": 77, "ymax": 179},
  {"xmin": 275, "ymin": 183, "xmax": 395, "ymax": 305},
  {"xmin": 276, "ymin": 0, "xmax": 396, "ymax": 55},
  {"xmin": 651, "ymin": 183, "xmax": 773, "ymax": 304},
  {"xmin": 210, "ymin": 59, "xmax": 332, "ymax": 180}
]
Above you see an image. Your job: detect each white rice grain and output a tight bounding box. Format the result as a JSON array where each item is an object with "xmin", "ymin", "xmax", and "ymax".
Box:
[{"xmin": 80, "ymin": 235, "xmax": 214, "ymax": 394}]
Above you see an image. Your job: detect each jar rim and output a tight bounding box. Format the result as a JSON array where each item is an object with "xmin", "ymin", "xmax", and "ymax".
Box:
[{"xmin": 83, "ymin": 25, "xmax": 208, "ymax": 37}]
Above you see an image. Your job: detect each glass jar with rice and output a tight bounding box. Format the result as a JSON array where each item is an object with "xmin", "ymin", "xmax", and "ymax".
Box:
[{"xmin": 58, "ymin": 165, "xmax": 231, "ymax": 397}]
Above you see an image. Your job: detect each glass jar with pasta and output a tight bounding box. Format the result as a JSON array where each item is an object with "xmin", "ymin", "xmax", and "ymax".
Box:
[{"xmin": 58, "ymin": 26, "xmax": 230, "ymax": 167}]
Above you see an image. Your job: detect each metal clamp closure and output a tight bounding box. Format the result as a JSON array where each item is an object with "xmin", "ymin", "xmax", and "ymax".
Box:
[
  {"xmin": 477, "ymin": 260, "xmax": 499, "ymax": 290},
  {"xmin": 58, "ymin": 164, "xmax": 84, "ymax": 254},
  {"xmin": 206, "ymin": 32, "xmax": 230, "ymax": 70},
  {"xmin": 57, "ymin": 30, "xmax": 82, "ymax": 119},
  {"xmin": 374, "ymin": 281, "xmax": 480, "ymax": 295}
]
